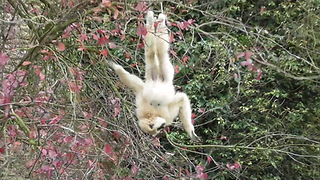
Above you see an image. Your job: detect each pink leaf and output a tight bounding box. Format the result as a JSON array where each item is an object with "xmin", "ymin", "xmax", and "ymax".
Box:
[
  {"xmin": 136, "ymin": 23, "xmax": 147, "ymax": 37},
  {"xmin": 0, "ymin": 147, "xmax": 5, "ymax": 154},
  {"xmin": 79, "ymin": 33, "xmax": 89, "ymax": 41},
  {"xmin": 256, "ymin": 68, "xmax": 263, "ymax": 80},
  {"xmin": 240, "ymin": 59, "xmax": 253, "ymax": 70},
  {"xmin": 226, "ymin": 161, "xmax": 242, "ymax": 170},
  {"xmin": 0, "ymin": 52, "xmax": 9, "ymax": 66},
  {"xmin": 109, "ymin": 42, "xmax": 117, "ymax": 49},
  {"xmin": 163, "ymin": 176, "xmax": 170, "ymax": 180},
  {"xmin": 260, "ymin": 6, "xmax": 265, "ymax": 14},
  {"xmin": 131, "ymin": 163, "xmax": 138, "ymax": 176},
  {"xmin": 48, "ymin": 150, "xmax": 58, "ymax": 159},
  {"xmin": 206, "ymin": 156, "xmax": 212, "ymax": 164},
  {"xmin": 22, "ymin": 61, "xmax": 32, "ymax": 66},
  {"xmin": 245, "ymin": 50, "xmax": 252, "ymax": 60},
  {"xmin": 198, "ymin": 108, "xmax": 205, "ymax": 113},
  {"xmin": 104, "ymin": 144, "xmax": 112, "ymax": 155},
  {"xmin": 58, "ymin": 42, "xmax": 66, "ymax": 51},
  {"xmin": 236, "ymin": 52, "xmax": 245, "ymax": 59}
]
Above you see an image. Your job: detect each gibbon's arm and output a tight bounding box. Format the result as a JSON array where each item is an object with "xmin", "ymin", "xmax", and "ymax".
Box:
[
  {"xmin": 172, "ymin": 92, "xmax": 199, "ymax": 141},
  {"xmin": 108, "ymin": 61, "xmax": 144, "ymax": 93},
  {"xmin": 155, "ymin": 13, "xmax": 174, "ymax": 83},
  {"xmin": 144, "ymin": 11, "xmax": 159, "ymax": 81}
]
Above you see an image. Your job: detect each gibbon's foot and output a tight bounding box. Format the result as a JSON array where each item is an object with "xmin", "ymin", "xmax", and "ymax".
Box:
[
  {"xmin": 157, "ymin": 13, "xmax": 166, "ymax": 28},
  {"xmin": 146, "ymin": 11, "xmax": 156, "ymax": 27}
]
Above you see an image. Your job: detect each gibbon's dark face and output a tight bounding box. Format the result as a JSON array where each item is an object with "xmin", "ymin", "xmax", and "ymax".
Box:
[{"xmin": 139, "ymin": 117, "xmax": 166, "ymax": 135}]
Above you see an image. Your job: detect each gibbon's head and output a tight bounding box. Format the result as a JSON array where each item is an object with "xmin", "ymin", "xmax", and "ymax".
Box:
[
  {"xmin": 143, "ymin": 84, "xmax": 175, "ymax": 108},
  {"xmin": 139, "ymin": 117, "xmax": 166, "ymax": 135}
]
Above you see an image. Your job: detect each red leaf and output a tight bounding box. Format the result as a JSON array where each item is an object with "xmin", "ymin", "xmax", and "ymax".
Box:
[
  {"xmin": 68, "ymin": 81, "xmax": 82, "ymax": 93},
  {"xmin": 98, "ymin": 36, "xmax": 109, "ymax": 45},
  {"xmin": 191, "ymin": 113, "xmax": 196, "ymax": 118},
  {"xmin": 100, "ymin": 49, "xmax": 109, "ymax": 57},
  {"xmin": 137, "ymin": 42, "xmax": 144, "ymax": 49},
  {"xmin": 22, "ymin": 61, "xmax": 32, "ymax": 66},
  {"xmin": 58, "ymin": 42, "xmax": 66, "ymax": 51},
  {"xmin": 174, "ymin": 65, "xmax": 180, "ymax": 74},
  {"xmin": 125, "ymin": 52, "xmax": 131, "ymax": 59},
  {"xmin": 0, "ymin": 52, "xmax": 9, "ymax": 66},
  {"xmin": 113, "ymin": 131, "xmax": 120, "ymax": 140},
  {"xmin": 104, "ymin": 144, "xmax": 112, "ymax": 155},
  {"xmin": 136, "ymin": 23, "xmax": 147, "ymax": 37},
  {"xmin": 182, "ymin": 56, "xmax": 190, "ymax": 64},
  {"xmin": 0, "ymin": 147, "xmax": 5, "ymax": 154},
  {"xmin": 29, "ymin": 129, "xmax": 37, "ymax": 139},
  {"xmin": 113, "ymin": 9, "xmax": 119, "ymax": 19},
  {"xmin": 135, "ymin": 2, "xmax": 147, "ymax": 12},
  {"xmin": 169, "ymin": 33, "xmax": 175, "ymax": 43}
]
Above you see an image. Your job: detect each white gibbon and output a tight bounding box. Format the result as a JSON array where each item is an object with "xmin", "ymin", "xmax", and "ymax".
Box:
[{"xmin": 108, "ymin": 11, "xmax": 198, "ymax": 141}]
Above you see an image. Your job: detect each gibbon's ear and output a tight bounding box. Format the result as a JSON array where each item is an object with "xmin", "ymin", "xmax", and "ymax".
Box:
[{"xmin": 106, "ymin": 60, "xmax": 144, "ymax": 93}]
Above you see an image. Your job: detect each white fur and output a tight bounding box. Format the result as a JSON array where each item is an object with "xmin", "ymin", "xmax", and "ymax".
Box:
[
  {"xmin": 143, "ymin": 10, "xmax": 175, "ymax": 108},
  {"xmin": 107, "ymin": 11, "xmax": 198, "ymax": 141}
]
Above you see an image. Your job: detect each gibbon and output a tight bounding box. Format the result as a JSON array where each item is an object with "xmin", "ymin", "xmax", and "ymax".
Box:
[{"xmin": 108, "ymin": 11, "xmax": 198, "ymax": 140}]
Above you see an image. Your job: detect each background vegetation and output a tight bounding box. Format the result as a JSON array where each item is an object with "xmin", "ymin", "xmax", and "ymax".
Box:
[{"xmin": 0, "ymin": 0, "xmax": 319, "ymax": 179}]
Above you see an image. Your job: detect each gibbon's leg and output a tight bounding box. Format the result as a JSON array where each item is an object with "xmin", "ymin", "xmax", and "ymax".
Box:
[
  {"xmin": 172, "ymin": 92, "xmax": 199, "ymax": 141},
  {"xmin": 108, "ymin": 61, "xmax": 144, "ymax": 93},
  {"xmin": 156, "ymin": 13, "xmax": 174, "ymax": 83},
  {"xmin": 144, "ymin": 11, "xmax": 159, "ymax": 81}
]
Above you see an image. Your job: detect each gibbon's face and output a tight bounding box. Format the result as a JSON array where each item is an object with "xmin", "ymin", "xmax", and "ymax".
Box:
[{"xmin": 139, "ymin": 117, "xmax": 166, "ymax": 135}]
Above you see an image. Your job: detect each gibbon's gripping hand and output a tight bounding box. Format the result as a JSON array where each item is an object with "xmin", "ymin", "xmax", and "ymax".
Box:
[
  {"xmin": 107, "ymin": 61, "xmax": 144, "ymax": 93},
  {"xmin": 173, "ymin": 92, "xmax": 200, "ymax": 141}
]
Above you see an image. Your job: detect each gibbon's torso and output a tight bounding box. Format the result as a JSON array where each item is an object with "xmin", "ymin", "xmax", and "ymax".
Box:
[{"xmin": 135, "ymin": 88, "xmax": 178, "ymax": 126}]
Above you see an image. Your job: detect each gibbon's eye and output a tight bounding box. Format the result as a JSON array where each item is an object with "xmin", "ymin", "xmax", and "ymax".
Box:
[
  {"xmin": 157, "ymin": 103, "xmax": 160, "ymax": 106},
  {"xmin": 149, "ymin": 124, "xmax": 154, "ymax": 129},
  {"xmin": 157, "ymin": 123, "xmax": 165, "ymax": 131},
  {"xmin": 150, "ymin": 103, "xmax": 153, "ymax": 106}
]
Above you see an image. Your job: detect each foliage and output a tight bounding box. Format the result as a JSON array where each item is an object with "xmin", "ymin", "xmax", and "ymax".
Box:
[{"xmin": 0, "ymin": 0, "xmax": 319, "ymax": 180}]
